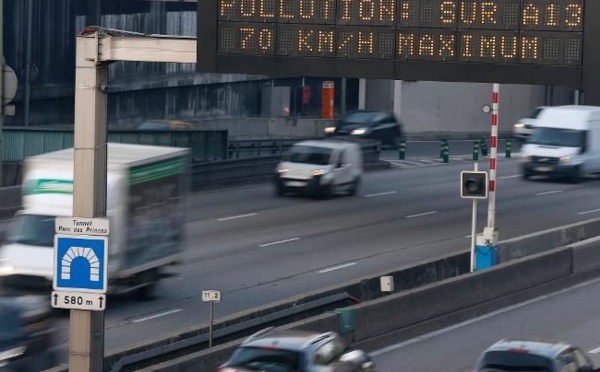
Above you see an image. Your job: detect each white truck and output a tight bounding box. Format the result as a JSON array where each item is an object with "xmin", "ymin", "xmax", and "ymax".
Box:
[{"xmin": 0, "ymin": 143, "xmax": 190, "ymax": 300}]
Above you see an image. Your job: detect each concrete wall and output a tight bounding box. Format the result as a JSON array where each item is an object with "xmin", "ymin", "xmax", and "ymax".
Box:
[
  {"xmin": 498, "ymin": 217, "xmax": 600, "ymax": 263},
  {"xmin": 364, "ymin": 80, "xmax": 578, "ymax": 135}
]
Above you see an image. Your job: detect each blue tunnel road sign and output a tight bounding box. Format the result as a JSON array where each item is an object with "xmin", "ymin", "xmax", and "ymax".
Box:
[{"xmin": 53, "ymin": 234, "xmax": 108, "ymax": 294}]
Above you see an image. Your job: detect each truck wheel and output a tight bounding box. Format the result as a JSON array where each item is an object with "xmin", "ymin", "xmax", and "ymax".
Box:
[{"xmin": 136, "ymin": 269, "xmax": 158, "ymax": 301}]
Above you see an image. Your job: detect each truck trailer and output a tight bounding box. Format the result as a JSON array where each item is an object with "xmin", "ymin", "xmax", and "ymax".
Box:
[{"xmin": 0, "ymin": 143, "xmax": 190, "ymax": 300}]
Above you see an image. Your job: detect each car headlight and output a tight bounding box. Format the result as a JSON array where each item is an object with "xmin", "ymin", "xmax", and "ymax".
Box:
[
  {"xmin": 520, "ymin": 153, "xmax": 531, "ymax": 161},
  {"xmin": 514, "ymin": 123, "xmax": 524, "ymax": 128},
  {"xmin": 276, "ymin": 167, "xmax": 288, "ymax": 174},
  {"xmin": 559, "ymin": 156, "xmax": 571, "ymax": 164},
  {"xmin": 324, "ymin": 127, "xmax": 336, "ymax": 134},
  {"xmin": 351, "ymin": 128, "xmax": 368, "ymax": 135},
  {"xmin": 313, "ymin": 169, "xmax": 327, "ymax": 176}
]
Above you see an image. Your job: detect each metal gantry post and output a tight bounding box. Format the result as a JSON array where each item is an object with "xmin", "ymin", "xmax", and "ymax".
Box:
[{"xmin": 70, "ymin": 32, "xmax": 108, "ymax": 372}]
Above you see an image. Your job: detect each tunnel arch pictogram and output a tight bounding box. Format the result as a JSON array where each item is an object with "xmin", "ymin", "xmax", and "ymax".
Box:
[{"xmin": 61, "ymin": 246, "xmax": 101, "ymax": 282}]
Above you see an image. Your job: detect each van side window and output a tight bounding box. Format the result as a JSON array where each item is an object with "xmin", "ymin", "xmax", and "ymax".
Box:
[{"xmin": 340, "ymin": 150, "xmax": 350, "ymax": 166}]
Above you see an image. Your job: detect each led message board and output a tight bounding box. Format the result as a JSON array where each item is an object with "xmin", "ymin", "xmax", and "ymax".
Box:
[{"xmin": 197, "ymin": 0, "xmax": 586, "ymax": 86}]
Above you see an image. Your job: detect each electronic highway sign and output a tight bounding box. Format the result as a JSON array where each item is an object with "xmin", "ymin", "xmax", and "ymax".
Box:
[{"xmin": 197, "ymin": 0, "xmax": 595, "ymax": 86}]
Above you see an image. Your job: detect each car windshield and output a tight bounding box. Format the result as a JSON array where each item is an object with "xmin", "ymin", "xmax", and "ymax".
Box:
[
  {"xmin": 5, "ymin": 215, "xmax": 56, "ymax": 247},
  {"xmin": 286, "ymin": 146, "xmax": 332, "ymax": 165},
  {"xmin": 478, "ymin": 351, "xmax": 553, "ymax": 371},
  {"xmin": 528, "ymin": 127, "xmax": 586, "ymax": 147},
  {"xmin": 340, "ymin": 112, "xmax": 381, "ymax": 124},
  {"xmin": 228, "ymin": 346, "xmax": 301, "ymax": 371},
  {"xmin": 527, "ymin": 107, "xmax": 544, "ymax": 119}
]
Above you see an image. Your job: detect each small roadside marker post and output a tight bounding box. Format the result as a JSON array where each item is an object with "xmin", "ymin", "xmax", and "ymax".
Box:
[{"xmin": 202, "ymin": 290, "xmax": 222, "ymax": 347}]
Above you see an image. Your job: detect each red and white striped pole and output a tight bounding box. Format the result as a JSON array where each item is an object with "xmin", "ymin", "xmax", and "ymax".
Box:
[{"xmin": 487, "ymin": 83, "xmax": 499, "ymax": 229}]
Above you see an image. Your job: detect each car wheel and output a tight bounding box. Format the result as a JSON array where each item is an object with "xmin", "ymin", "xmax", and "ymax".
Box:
[
  {"xmin": 275, "ymin": 183, "xmax": 286, "ymax": 196},
  {"xmin": 318, "ymin": 184, "xmax": 332, "ymax": 199},
  {"xmin": 348, "ymin": 178, "xmax": 360, "ymax": 196},
  {"xmin": 522, "ymin": 170, "xmax": 532, "ymax": 180},
  {"xmin": 570, "ymin": 166, "xmax": 583, "ymax": 184}
]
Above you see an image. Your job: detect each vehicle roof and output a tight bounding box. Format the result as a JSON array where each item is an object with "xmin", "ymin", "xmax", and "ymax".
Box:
[
  {"xmin": 294, "ymin": 140, "xmax": 360, "ymax": 150},
  {"xmin": 242, "ymin": 329, "xmax": 332, "ymax": 351},
  {"xmin": 27, "ymin": 143, "xmax": 189, "ymax": 167},
  {"xmin": 485, "ymin": 339, "xmax": 572, "ymax": 358},
  {"xmin": 537, "ymin": 105, "xmax": 600, "ymax": 129}
]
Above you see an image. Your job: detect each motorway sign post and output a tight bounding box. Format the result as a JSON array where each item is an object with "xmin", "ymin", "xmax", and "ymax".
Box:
[
  {"xmin": 202, "ymin": 290, "xmax": 222, "ymax": 348},
  {"xmin": 51, "ymin": 291, "xmax": 106, "ymax": 311},
  {"xmin": 53, "ymin": 218, "xmax": 109, "ymax": 313}
]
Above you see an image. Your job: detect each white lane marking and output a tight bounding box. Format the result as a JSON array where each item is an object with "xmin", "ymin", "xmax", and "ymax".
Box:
[
  {"xmin": 218, "ymin": 213, "xmax": 257, "ymax": 221},
  {"xmin": 318, "ymin": 262, "xmax": 357, "ymax": 274},
  {"xmin": 500, "ymin": 175, "xmax": 520, "ymax": 179},
  {"xmin": 535, "ymin": 190, "xmax": 563, "ymax": 196},
  {"xmin": 259, "ymin": 237, "xmax": 300, "ymax": 248},
  {"xmin": 405, "ymin": 211, "xmax": 437, "ymax": 219},
  {"xmin": 132, "ymin": 309, "xmax": 182, "ymax": 323},
  {"xmin": 465, "ymin": 235, "xmax": 472, "ymax": 239},
  {"xmin": 578, "ymin": 208, "xmax": 600, "ymax": 216},
  {"xmin": 371, "ymin": 276, "xmax": 600, "ymax": 357},
  {"xmin": 365, "ymin": 191, "xmax": 397, "ymax": 198},
  {"xmin": 589, "ymin": 346, "xmax": 600, "ymax": 354}
]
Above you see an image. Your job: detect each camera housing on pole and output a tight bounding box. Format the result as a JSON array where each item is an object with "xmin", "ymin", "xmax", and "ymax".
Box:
[{"xmin": 460, "ymin": 171, "xmax": 489, "ymax": 199}]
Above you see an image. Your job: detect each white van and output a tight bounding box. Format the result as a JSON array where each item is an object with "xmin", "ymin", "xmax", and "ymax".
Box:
[
  {"xmin": 274, "ymin": 140, "xmax": 363, "ymax": 198},
  {"xmin": 520, "ymin": 105, "xmax": 600, "ymax": 183}
]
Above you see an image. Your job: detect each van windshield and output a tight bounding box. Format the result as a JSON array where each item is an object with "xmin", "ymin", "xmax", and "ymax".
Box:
[
  {"xmin": 286, "ymin": 146, "xmax": 332, "ymax": 165},
  {"xmin": 528, "ymin": 127, "xmax": 586, "ymax": 148},
  {"xmin": 5, "ymin": 215, "xmax": 56, "ymax": 247}
]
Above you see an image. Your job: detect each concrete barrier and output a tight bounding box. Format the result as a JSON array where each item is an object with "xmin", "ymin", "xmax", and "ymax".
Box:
[
  {"xmin": 570, "ymin": 236, "xmax": 600, "ymax": 274},
  {"xmin": 497, "ymin": 217, "xmax": 600, "ymax": 263},
  {"xmin": 192, "ymin": 118, "xmax": 334, "ymax": 140},
  {"xmin": 134, "ymin": 246, "xmax": 576, "ymax": 372},
  {"xmin": 352, "ymin": 247, "xmax": 572, "ymax": 342},
  {"xmin": 42, "ymin": 231, "xmax": 600, "ymax": 372}
]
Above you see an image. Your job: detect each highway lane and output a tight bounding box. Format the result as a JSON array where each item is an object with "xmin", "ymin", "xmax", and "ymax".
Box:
[
  {"xmin": 371, "ymin": 276, "xmax": 600, "ymax": 372},
  {"xmin": 90, "ymin": 156, "xmax": 600, "ymax": 357},
  {"xmin": 4, "ymin": 141, "xmax": 596, "ymax": 364}
]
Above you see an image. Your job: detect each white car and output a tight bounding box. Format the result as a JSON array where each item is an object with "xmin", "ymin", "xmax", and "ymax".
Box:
[{"xmin": 512, "ymin": 106, "xmax": 549, "ymax": 140}]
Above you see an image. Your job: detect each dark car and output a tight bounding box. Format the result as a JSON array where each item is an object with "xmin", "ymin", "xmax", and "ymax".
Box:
[
  {"xmin": 0, "ymin": 295, "xmax": 58, "ymax": 372},
  {"xmin": 217, "ymin": 327, "xmax": 376, "ymax": 372},
  {"xmin": 473, "ymin": 339, "xmax": 595, "ymax": 372},
  {"xmin": 324, "ymin": 110, "xmax": 404, "ymax": 148}
]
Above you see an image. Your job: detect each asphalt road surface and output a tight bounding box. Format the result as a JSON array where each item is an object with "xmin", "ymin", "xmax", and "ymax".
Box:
[
  {"xmin": 7, "ymin": 140, "xmax": 600, "ymax": 367},
  {"xmin": 372, "ymin": 276, "xmax": 600, "ymax": 372}
]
